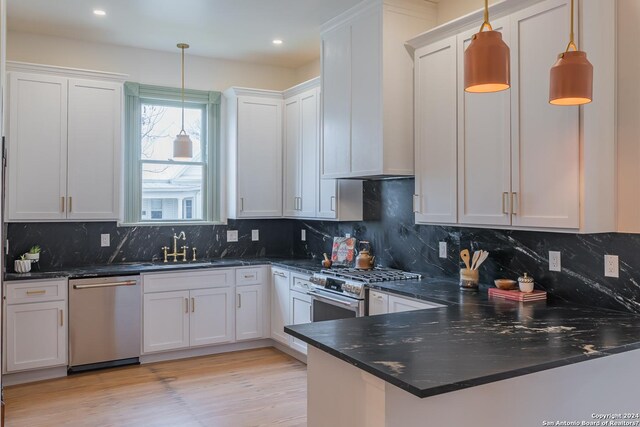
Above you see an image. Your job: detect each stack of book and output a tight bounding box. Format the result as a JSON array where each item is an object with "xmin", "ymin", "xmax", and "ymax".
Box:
[{"xmin": 488, "ymin": 288, "xmax": 547, "ymax": 302}]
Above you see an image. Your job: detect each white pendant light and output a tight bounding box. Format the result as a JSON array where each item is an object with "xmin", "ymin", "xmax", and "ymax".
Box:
[{"xmin": 173, "ymin": 43, "xmax": 193, "ymax": 159}]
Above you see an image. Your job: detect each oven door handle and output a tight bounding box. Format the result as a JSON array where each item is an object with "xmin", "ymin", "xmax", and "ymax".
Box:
[{"xmin": 308, "ymin": 290, "xmax": 358, "ymax": 309}]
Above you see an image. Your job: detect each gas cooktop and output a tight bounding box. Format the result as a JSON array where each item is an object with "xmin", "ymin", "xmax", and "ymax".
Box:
[{"xmin": 318, "ymin": 267, "xmax": 422, "ymax": 284}]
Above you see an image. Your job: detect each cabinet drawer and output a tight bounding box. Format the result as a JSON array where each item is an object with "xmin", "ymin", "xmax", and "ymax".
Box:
[
  {"xmin": 291, "ymin": 274, "xmax": 313, "ymax": 293},
  {"xmin": 143, "ymin": 269, "xmax": 234, "ymax": 293},
  {"xmin": 6, "ymin": 279, "xmax": 67, "ymax": 304},
  {"xmin": 235, "ymin": 267, "xmax": 266, "ymax": 286}
]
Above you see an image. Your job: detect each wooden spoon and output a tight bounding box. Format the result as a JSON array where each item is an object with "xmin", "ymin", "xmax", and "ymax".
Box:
[
  {"xmin": 474, "ymin": 251, "xmax": 490, "ymax": 270},
  {"xmin": 471, "ymin": 250, "xmax": 481, "ymax": 270},
  {"xmin": 460, "ymin": 249, "xmax": 471, "ymax": 270}
]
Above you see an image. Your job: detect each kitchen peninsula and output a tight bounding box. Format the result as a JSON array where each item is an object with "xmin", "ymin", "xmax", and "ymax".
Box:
[{"xmin": 286, "ymin": 281, "xmax": 640, "ymax": 427}]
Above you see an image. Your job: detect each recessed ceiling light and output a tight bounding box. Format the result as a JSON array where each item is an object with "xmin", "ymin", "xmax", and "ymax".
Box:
[
  {"xmin": 93, "ymin": 9, "xmax": 106, "ymax": 16},
  {"xmin": 272, "ymin": 39, "xmax": 283, "ymax": 45}
]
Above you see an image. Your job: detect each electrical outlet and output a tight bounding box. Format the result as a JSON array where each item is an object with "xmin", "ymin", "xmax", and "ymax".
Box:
[
  {"xmin": 549, "ymin": 251, "xmax": 561, "ymax": 272},
  {"xmin": 227, "ymin": 230, "xmax": 238, "ymax": 243},
  {"xmin": 345, "ymin": 233, "xmax": 351, "ymax": 238},
  {"xmin": 604, "ymin": 255, "xmax": 619, "ymax": 278},
  {"xmin": 301, "ymin": 229, "xmax": 306, "ymax": 241},
  {"xmin": 439, "ymin": 242, "xmax": 447, "ymax": 259},
  {"xmin": 251, "ymin": 230, "xmax": 259, "ymax": 241},
  {"xmin": 100, "ymin": 234, "xmax": 110, "ymax": 247}
]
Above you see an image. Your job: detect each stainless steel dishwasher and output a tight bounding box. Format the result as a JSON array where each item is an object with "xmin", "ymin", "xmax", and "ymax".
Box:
[{"xmin": 69, "ymin": 275, "xmax": 141, "ymax": 372}]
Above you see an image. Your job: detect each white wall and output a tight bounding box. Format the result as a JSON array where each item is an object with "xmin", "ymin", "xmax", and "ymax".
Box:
[
  {"xmin": 436, "ymin": 0, "xmax": 480, "ymax": 25},
  {"xmin": 617, "ymin": 0, "xmax": 640, "ymax": 232},
  {"xmin": 7, "ymin": 31, "xmax": 301, "ymax": 91}
]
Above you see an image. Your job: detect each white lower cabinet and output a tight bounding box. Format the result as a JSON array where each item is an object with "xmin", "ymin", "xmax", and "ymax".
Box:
[
  {"xmin": 368, "ymin": 290, "xmax": 444, "ymax": 315},
  {"xmin": 142, "ymin": 269, "xmax": 237, "ymax": 354},
  {"xmin": 143, "ymin": 290, "xmax": 190, "ymax": 353},
  {"xmin": 270, "ymin": 268, "xmax": 291, "ymax": 346},
  {"xmin": 4, "ymin": 279, "xmax": 68, "ymax": 373},
  {"xmin": 289, "ymin": 274, "xmax": 313, "ymax": 355},
  {"xmin": 191, "ymin": 287, "xmax": 235, "ymax": 347},
  {"xmin": 236, "ymin": 284, "xmax": 264, "ymax": 342}
]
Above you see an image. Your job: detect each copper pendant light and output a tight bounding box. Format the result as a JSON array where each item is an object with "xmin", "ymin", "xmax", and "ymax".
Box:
[
  {"xmin": 549, "ymin": 0, "xmax": 593, "ymax": 106},
  {"xmin": 464, "ymin": 0, "xmax": 510, "ymax": 93},
  {"xmin": 173, "ymin": 43, "xmax": 193, "ymax": 159}
]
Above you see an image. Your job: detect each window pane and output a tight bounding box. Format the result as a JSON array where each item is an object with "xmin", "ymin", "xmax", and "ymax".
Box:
[
  {"xmin": 141, "ymin": 103, "xmax": 203, "ymax": 161},
  {"xmin": 142, "ymin": 164, "xmax": 204, "ymax": 220}
]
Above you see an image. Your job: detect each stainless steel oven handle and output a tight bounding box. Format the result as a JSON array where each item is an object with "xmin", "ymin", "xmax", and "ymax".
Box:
[
  {"xmin": 308, "ymin": 290, "xmax": 357, "ymax": 308},
  {"xmin": 73, "ymin": 281, "xmax": 138, "ymax": 289}
]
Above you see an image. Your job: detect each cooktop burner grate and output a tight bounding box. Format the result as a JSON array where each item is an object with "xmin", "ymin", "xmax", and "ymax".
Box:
[{"xmin": 319, "ymin": 267, "xmax": 421, "ymax": 283}]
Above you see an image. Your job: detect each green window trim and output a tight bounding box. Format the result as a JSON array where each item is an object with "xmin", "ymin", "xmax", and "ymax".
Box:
[{"xmin": 123, "ymin": 82, "xmax": 222, "ymax": 224}]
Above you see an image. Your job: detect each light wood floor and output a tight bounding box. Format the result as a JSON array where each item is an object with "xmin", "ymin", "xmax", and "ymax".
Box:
[{"xmin": 4, "ymin": 347, "xmax": 307, "ymax": 427}]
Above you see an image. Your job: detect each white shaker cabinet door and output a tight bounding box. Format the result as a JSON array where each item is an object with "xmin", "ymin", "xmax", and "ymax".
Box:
[
  {"xmin": 6, "ymin": 301, "xmax": 67, "ymax": 372},
  {"xmin": 236, "ymin": 96, "xmax": 283, "ymax": 218},
  {"xmin": 143, "ymin": 291, "xmax": 190, "ymax": 354},
  {"xmin": 414, "ymin": 36, "xmax": 458, "ymax": 224},
  {"xmin": 236, "ymin": 284, "xmax": 264, "ymax": 342},
  {"xmin": 510, "ymin": 0, "xmax": 579, "ymax": 229},
  {"xmin": 457, "ymin": 19, "xmax": 512, "ymax": 227},
  {"xmin": 289, "ymin": 291, "xmax": 312, "ymax": 354},
  {"xmin": 67, "ymin": 79, "xmax": 121, "ymax": 220},
  {"xmin": 283, "ymin": 95, "xmax": 301, "ymax": 217},
  {"xmin": 270, "ymin": 268, "xmax": 291, "ymax": 346},
  {"xmin": 190, "ymin": 287, "xmax": 235, "ymax": 347},
  {"xmin": 298, "ymin": 88, "xmax": 319, "ymax": 217},
  {"xmin": 368, "ymin": 290, "xmax": 389, "ymax": 316},
  {"xmin": 321, "ymin": 24, "xmax": 351, "ymax": 177},
  {"xmin": 7, "ymin": 73, "xmax": 68, "ymax": 221}
]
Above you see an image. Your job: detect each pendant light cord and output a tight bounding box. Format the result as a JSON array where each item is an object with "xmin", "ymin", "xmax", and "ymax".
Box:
[
  {"xmin": 479, "ymin": 0, "xmax": 493, "ymax": 32},
  {"xmin": 565, "ymin": 0, "xmax": 577, "ymax": 52},
  {"xmin": 180, "ymin": 45, "xmax": 186, "ymax": 134}
]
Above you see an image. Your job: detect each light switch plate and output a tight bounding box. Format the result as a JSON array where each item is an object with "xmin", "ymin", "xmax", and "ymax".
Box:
[
  {"xmin": 100, "ymin": 234, "xmax": 110, "ymax": 247},
  {"xmin": 251, "ymin": 230, "xmax": 259, "ymax": 241},
  {"xmin": 439, "ymin": 242, "xmax": 447, "ymax": 259},
  {"xmin": 301, "ymin": 229, "xmax": 306, "ymax": 241},
  {"xmin": 227, "ymin": 230, "xmax": 238, "ymax": 243},
  {"xmin": 605, "ymin": 255, "xmax": 619, "ymax": 278},
  {"xmin": 549, "ymin": 251, "xmax": 561, "ymax": 272}
]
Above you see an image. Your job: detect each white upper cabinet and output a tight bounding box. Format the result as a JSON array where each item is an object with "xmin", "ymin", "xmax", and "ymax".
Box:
[
  {"xmin": 7, "ymin": 73, "xmax": 68, "ymax": 221},
  {"xmin": 510, "ymin": 0, "xmax": 579, "ymax": 229},
  {"xmin": 6, "ymin": 65, "xmax": 123, "ymax": 222},
  {"xmin": 321, "ymin": 0, "xmax": 436, "ymax": 179},
  {"xmin": 283, "ymin": 79, "xmax": 364, "ymax": 221},
  {"xmin": 414, "ymin": 36, "xmax": 458, "ymax": 224},
  {"xmin": 409, "ymin": 0, "xmax": 603, "ymax": 232},
  {"xmin": 67, "ymin": 79, "xmax": 122, "ymax": 220},
  {"xmin": 457, "ymin": 18, "xmax": 512, "ymax": 227},
  {"xmin": 284, "ymin": 86, "xmax": 319, "ymax": 218},
  {"xmin": 225, "ymin": 88, "xmax": 283, "ymax": 219}
]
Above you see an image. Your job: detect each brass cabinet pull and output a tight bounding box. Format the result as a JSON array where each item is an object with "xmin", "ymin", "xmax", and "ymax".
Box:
[
  {"xmin": 191, "ymin": 297, "xmax": 195, "ymax": 313},
  {"xmin": 502, "ymin": 192, "xmax": 509, "ymax": 215},
  {"xmin": 511, "ymin": 192, "xmax": 518, "ymax": 215},
  {"xmin": 68, "ymin": 196, "xmax": 73, "ymax": 212},
  {"xmin": 185, "ymin": 298, "xmax": 189, "ymax": 314},
  {"xmin": 61, "ymin": 197, "xmax": 65, "ymax": 213},
  {"xmin": 60, "ymin": 309, "xmax": 64, "ymax": 327},
  {"xmin": 26, "ymin": 290, "xmax": 46, "ymax": 296}
]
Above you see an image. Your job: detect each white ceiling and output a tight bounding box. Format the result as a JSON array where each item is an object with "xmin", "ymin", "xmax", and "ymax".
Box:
[{"xmin": 7, "ymin": 0, "xmax": 390, "ymax": 68}]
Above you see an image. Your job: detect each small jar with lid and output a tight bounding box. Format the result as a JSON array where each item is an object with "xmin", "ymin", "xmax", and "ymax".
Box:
[{"xmin": 518, "ymin": 273, "xmax": 535, "ymax": 293}]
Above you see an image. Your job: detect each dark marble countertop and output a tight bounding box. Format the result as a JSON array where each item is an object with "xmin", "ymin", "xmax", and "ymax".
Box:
[
  {"xmin": 285, "ymin": 279, "xmax": 640, "ymax": 399},
  {"xmin": 5, "ymin": 258, "xmax": 322, "ymax": 281}
]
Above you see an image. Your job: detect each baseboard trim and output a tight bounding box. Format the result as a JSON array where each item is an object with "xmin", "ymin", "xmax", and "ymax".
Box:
[
  {"xmin": 3, "ymin": 366, "xmax": 68, "ymax": 386},
  {"xmin": 140, "ymin": 339, "xmax": 274, "ymax": 364}
]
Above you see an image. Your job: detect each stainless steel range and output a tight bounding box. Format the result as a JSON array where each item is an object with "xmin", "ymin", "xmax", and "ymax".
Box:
[{"xmin": 308, "ymin": 268, "xmax": 421, "ymax": 321}]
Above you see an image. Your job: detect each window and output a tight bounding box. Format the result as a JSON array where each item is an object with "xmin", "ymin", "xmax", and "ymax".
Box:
[{"xmin": 123, "ymin": 83, "xmax": 221, "ymax": 224}]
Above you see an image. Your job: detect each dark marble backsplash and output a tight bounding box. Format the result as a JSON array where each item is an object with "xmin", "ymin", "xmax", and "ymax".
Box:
[
  {"xmin": 293, "ymin": 179, "xmax": 640, "ymax": 314},
  {"xmin": 6, "ymin": 220, "xmax": 295, "ymax": 268},
  {"xmin": 7, "ymin": 178, "xmax": 640, "ymax": 313}
]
